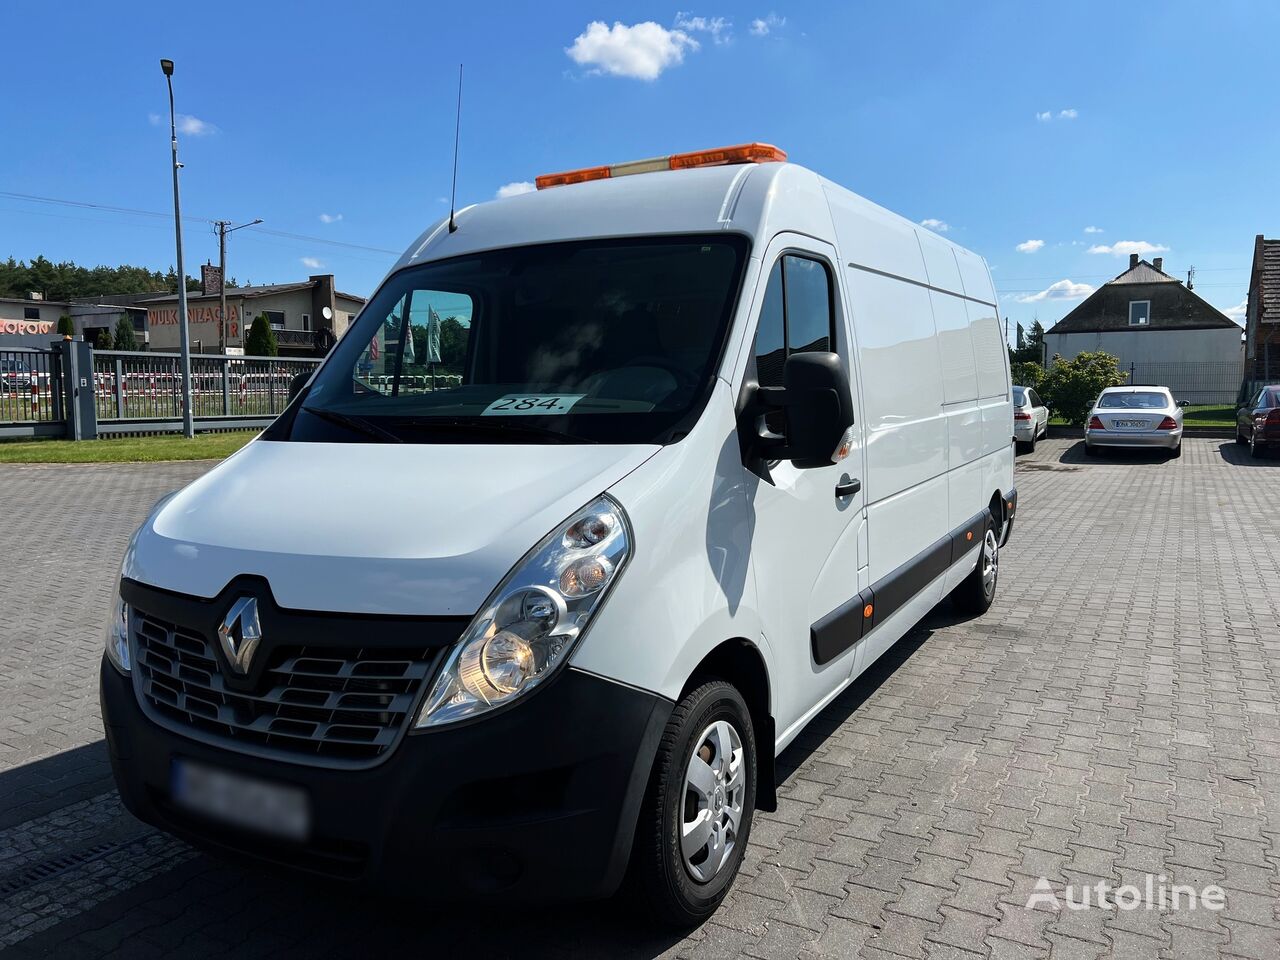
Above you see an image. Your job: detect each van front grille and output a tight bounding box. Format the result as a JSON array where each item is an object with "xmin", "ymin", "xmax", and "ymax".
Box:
[{"xmin": 132, "ymin": 608, "xmax": 440, "ymax": 766}]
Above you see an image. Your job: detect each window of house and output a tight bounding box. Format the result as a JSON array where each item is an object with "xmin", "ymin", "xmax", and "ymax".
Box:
[
  {"xmin": 301, "ymin": 313, "xmax": 311, "ymax": 332},
  {"xmin": 1128, "ymin": 300, "xmax": 1151, "ymax": 326},
  {"xmin": 23, "ymin": 307, "xmax": 39, "ymax": 320},
  {"xmin": 264, "ymin": 310, "xmax": 286, "ymax": 330}
]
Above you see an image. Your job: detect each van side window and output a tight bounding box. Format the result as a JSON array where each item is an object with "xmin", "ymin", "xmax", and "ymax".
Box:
[{"xmin": 750, "ymin": 254, "xmax": 836, "ymax": 391}]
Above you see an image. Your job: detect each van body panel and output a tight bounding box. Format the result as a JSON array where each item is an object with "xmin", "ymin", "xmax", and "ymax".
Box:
[
  {"xmin": 570, "ymin": 380, "xmax": 772, "ymax": 702},
  {"xmin": 127, "ymin": 440, "xmax": 659, "ymax": 615}
]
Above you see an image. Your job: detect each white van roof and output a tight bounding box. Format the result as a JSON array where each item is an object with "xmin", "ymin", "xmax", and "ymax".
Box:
[{"xmin": 392, "ymin": 159, "xmax": 993, "ymax": 305}]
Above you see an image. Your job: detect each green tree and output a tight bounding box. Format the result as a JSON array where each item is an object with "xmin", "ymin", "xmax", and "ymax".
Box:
[
  {"xmin": 439, "ymin": 316, "xmax": 468, "ymax": 372},
  {"xmin": 94, "ymin": 328, "xmax": 114, "ymax": 349},
  {"xmin": 1010, "ymin": 361, "xmax": 1045, "ymax": 391},
  {"xmin": 113, "ymin": 314, "xmax": 138, "ymax": 351},
  {"xmin": 1039, "ymin": 351, "xmax": 1130, "ymax": 425},
  {"xmin": 56, "ymin": 315, "xmax": 75, "ymax": 336},
  {"xmin": 245, "ymin": 313, "xmax": 278, "ymax": 357},
  {"xmin": 1009, "ymin": 319, "xmax": 1045, "ymax": 365}
]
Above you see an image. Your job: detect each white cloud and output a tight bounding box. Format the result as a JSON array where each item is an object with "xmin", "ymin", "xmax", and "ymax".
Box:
[
  {"xmin": 1222, "ymin": 299, "xmax": 1247, "ymax": 325},
  {"xmin": 749, "ymin": 13, "xmax": 785, "ymax": 36},
  {"xmin": 1087, "ymin": 240, "xmax": 1169, "ymax": 257},
  {"xmin": 1016, "ymin": 279, "xmax": 1095, "ymax": 303},
  {"xmin": 566, "ymin": 21, "xmax": 698, "ymax": 80},
  {"xmin": 149, "ymin": 112, "xmax": 219, "ymax": 135},
  {"xmin": 496, "ymin": 181, "xmax": 536, "ymax": 199},
  {"xmin": 1016, "ymin": 239, "xmax": 1045, "ymax": 253},
  {"xmin": 318, "ymin": 213, "xmax": 343, "ymax": 224},
  {"xmin": 920, "ymin": 218, "xmax": 950, "ymax": 233},
  {"xmin": 300, "ymin": 257, "xmax": 323, "ymax": 269},
  {"xmin": 1058, "ymin": 108, "xmax": 1078, "ymax": 119},
  {"xmin": 675, "ymin": 12, "xmax": 732, "ymax": 43},
  {"xmin": 1084, "ymin": 225, "xmax": 1103, "ymax": 233},
  {"xmin": 1035, "ymin": 111, "xmax": 1052, "ymax": 122}
]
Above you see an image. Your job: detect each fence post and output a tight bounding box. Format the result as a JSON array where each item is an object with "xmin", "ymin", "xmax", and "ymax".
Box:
[
  {"xmin": 222, "ymin": 357, "xmax": 231, "ymax": 415},
  {"xmin": 114, "ymin": 357, "xmax": 125, "ymax": 418},
  {"xmin": 53, "ymin": 338, "xmax": 98, "ymax": 441}
]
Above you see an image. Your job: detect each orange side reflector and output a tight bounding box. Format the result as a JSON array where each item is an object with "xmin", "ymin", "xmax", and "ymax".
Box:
[
  {"xmin": 863, "ymin": 603, "xmax": 874, "ymax": 619},
  {"xmin": 535, "ymin": 165, "xmax": 612, "ymax": 190},
  {"xmin": 669, "ymin": 142, "xmax": 787, "ymax": 169},
  {"xmin": 966, "ymin": 531, "xmax": 974, "ymax": 541}
]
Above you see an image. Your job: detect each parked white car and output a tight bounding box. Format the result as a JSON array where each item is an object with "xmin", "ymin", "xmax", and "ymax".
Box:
[
  {"xmin": 1012, "ymin": 385, "xmax": 1049, "ymax": 452},
  {"xmin": 99, "ymin": 143, "xmax": 1016, "ymax": 925},
  {"xmin": 1084, "ymin": 386, "xmax": 1185, "ymax": 457}
]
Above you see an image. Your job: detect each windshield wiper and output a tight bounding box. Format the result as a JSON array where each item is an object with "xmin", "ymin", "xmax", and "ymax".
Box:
[
  {"xmin": 301, "ymin": 406, "xmax": 403, "ymax": 443},
  {"xmin": 389, "ymin": 417, "xmax": 596, "ymax": 444}
]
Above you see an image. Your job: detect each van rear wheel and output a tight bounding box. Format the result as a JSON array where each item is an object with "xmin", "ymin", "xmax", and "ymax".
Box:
[
  {"xmin": 628, "ymin": 680, "xmax": 757, "ymax": 927},
  {"xmin": 951, "ymin": 522, "xmax": 999, "ymax": 615}
]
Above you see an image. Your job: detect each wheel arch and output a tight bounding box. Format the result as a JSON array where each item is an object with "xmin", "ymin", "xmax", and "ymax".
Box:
[{"xmin": 680, "ymin": 638, "xmax": 777, "ymax": 812}]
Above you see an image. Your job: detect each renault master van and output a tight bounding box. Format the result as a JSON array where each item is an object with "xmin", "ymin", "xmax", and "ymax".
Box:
[{"xmin": 100, "ymin": 143, "xmax": 1016, "ymax": 925}]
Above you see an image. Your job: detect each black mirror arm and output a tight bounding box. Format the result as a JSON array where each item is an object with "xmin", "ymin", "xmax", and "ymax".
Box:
[{"xmin": 743, "ymin": 384, "xmax": 841, "ymax": 462}]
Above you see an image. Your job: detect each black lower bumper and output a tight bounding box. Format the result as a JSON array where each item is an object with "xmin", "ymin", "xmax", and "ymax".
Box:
[
  {"xmin": 100, "ymin": 658, "xmax": 671, "ymax": 900},
  {"xmin": 1001, "ymin": 486, "xmax": 1018, "ymax": 546}
]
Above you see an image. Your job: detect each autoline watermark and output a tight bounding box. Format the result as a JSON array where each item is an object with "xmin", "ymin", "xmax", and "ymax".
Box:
[{"xmin": 1026, "ymin": 876, "xmax": 1226, "ymax": 912}]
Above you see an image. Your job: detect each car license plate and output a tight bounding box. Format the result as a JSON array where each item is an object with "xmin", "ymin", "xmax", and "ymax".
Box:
[
  {"xmin": 1114, "ymin": 419, "xmax": 1149, "ymax": 428},
  {"xmin": 171, "ymin": 758, "xmax": 310, "ymax": 841}
]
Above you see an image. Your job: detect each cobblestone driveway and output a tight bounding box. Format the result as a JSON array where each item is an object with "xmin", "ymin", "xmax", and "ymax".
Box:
[{"xmin": 1, "ymin": 439, "xmax": 1278, "ymax": 959}]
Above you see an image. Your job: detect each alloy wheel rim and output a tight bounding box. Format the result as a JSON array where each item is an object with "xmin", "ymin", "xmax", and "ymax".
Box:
[
  {"xmin": 981, "ymin": 529, "xmax": 999, "ymax": 594},
  {"xmin": 682, "ymin": 719, "xmax": 745, "ymax": 883}
]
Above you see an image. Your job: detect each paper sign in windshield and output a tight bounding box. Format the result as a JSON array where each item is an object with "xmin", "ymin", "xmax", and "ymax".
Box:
[{"xmin": 481, "ymin": 394, "xmax": 585, "ymax": 416}]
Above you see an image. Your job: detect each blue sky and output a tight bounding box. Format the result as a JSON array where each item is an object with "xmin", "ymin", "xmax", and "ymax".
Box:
[{"xmin": 2, "ymin": 1, "xmax": 1276, "ymax": 337}]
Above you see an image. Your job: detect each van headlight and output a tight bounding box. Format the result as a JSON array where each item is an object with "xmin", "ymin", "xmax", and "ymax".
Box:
[
  {"xmin": 415, "ymin": 495, "xmax": 631, "ymax": 728},
  {"xmin": 104, "ymin": 592, "xmax": 131, "ymax": 674}
]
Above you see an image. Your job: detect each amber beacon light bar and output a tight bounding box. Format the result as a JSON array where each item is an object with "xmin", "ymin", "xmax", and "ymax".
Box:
[{"xmin": 534, "ymin": 142, "xmax": 788, "ymax": 190}]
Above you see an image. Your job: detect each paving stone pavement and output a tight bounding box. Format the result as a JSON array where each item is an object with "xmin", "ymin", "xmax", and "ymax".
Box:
[{"xmin": 0, "ymin": 438, "xmax": 1278, "ymax": 959}]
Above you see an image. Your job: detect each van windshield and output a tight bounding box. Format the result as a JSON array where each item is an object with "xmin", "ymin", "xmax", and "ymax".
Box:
[{"xmin": 287, "ymin": 235, "xmax": 748, "ymax": 445}]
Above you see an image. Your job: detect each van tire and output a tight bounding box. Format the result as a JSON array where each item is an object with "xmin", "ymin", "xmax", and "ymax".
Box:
[
  {"xmin": 628, "ymin": 680, "xmax": 757, "ymax": 927},
  {"xmin": 951, "ymin": 521, "xmax": 999, "ymax": 616}
]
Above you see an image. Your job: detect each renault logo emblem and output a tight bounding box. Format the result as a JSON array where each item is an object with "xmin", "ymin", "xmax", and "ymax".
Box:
[{"xmin": 217, "ymin": 597, "xmax": 262, "ymax": 675}]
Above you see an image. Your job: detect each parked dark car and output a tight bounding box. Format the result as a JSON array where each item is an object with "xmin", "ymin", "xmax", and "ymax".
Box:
[{"xmin": 1236, "ymin": 385, "xmax": 1280, "ymax": 458}]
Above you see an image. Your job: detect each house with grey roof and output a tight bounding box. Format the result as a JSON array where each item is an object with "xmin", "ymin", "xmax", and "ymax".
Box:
[
  {"xmin": 1244, "ymin": 234, "xmax": 1280, "ymax": 382},
  {"xmin": 1043, "ymin": 254, "xmax": 1242, "ymax": 403}
]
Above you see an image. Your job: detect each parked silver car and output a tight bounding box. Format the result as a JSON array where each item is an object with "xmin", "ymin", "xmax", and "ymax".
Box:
[
  {"xmin": 1084, "ymin": 386, "xmax": 1185, "ymax": 457},
  {"xmin": 1013, "ymin": 385, "xmax": 1049, "ymax": 452}
]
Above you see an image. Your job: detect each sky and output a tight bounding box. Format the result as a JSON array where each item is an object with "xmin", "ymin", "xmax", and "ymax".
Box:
[{"xmin": 2, "ymin": 0, "xmax": 1277, "ymax": 339}]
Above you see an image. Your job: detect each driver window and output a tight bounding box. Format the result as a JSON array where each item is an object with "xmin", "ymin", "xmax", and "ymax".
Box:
[{"xmin": 750, "ymin": 254, "xmax": 837, "ymax": 390}]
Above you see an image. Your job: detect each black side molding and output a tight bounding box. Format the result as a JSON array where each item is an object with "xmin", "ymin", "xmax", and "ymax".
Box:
[{"xmin": 809, "ymin": 507, "xmax": 994, "ymax": 666}]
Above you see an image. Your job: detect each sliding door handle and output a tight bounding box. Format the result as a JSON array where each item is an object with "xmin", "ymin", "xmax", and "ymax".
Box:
[{"xmin": 835, "ymin": 475, "xmax": 861, "ymax": 499}]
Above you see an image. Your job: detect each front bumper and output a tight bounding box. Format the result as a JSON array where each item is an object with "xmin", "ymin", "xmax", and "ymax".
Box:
[
  {"xmin": 1084, "ymin": 428, "xmax": 1181, "ymax": 449},
  {"xmin": 101, "ymin": 657, "xmax": 671, "ymax": 900}
]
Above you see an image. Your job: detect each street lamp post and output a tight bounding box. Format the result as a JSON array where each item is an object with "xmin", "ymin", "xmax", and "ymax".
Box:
[
  {"xmin": 214, "ymin": 218, "xmax": 263, "ymax": 353},
  {"xmin": 160, "ymin": 57, "xmax": 194, "ymax": 438}
]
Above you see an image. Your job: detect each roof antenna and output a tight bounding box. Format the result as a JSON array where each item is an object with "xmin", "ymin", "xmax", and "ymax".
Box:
[{"xmin": 447, "ymin": 64, "xmax": 463, "ymax": 234}]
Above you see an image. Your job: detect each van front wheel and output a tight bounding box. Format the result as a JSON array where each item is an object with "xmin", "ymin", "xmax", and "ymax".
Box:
[
  {"xmin": 951, "ymin": 523, "xmax": 999, "ymax": 615},
  {"xmin": 629, "ymin": 680, "xmax": 757, "ymax": 926}
]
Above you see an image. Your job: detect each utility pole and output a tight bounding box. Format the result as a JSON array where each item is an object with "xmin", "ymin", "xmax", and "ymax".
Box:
[
  {"xmin": 1187, "ymin": 265, "xmax": 1195, "ymax": 290},
  {"xmin": 160, "ymin": 58, "xmax": 193, "ymax": 439},
  {"xmin": 213, "ymin": 218, "xmax": 263, "ymax": 353}
]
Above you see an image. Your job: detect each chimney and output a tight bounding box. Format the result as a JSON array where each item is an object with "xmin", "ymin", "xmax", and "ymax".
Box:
[
  {"xmin": 1129, "ymin": 253, "xmax": 1140, "ymax": 269},
  {"xmin": 1152, "ymin": 257, "xmax": 1163, "ymax": 273},
  {"xmin": 310, "ymin": 274, "xmax": 337, "ymax": 334}
]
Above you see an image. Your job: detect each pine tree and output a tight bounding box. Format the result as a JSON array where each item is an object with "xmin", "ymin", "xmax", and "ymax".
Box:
[
  {"xmin": 245, "ymin": 313, "xmax": 279, "ymax": 357},
  {"xmin": 95, "ymin": 328, "xmax": 114, "ymax": 349},
  {"xmin": 113, "ymin": 314, "xmax": 138, "ymax": 351}
]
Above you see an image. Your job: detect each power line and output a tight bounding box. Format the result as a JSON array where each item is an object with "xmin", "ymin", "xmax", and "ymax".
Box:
[{"xmin": 0, "ymin": 189, "xmax": 400, "ymax": 256}]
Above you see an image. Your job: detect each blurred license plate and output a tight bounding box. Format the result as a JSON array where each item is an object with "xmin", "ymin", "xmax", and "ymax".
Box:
[
  {"xmin": 1114, "ymin": 419, "xmax": 1149, "ymax": 428},
  {"xmin": 171, "ymin": 759, "xmax": 309, "ymax": 841}
]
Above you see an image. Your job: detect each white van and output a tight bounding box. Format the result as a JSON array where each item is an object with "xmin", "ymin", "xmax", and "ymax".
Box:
[{"xmin": 100, "ymin": 143, "xmax": 1016, "ymax": 925}]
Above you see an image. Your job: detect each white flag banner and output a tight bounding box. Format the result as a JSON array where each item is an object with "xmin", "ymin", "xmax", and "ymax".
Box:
[{"xmin": 425, "ymin": 306, "xmax": 442, "ymax": 364}]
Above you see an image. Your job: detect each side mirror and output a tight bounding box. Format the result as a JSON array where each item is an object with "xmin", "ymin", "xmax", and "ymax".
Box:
[
  {"xmin": 749, "ymin": 351, "xmax": 856, "ymax": 469},
  {"xmin": 288, "ymin": 370, "xmax": 312, "ymax": 403}
]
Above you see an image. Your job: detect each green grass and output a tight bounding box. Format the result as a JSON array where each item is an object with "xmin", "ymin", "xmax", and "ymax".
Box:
[{"xmin": 0, "ymin": 431, "xmax": 258, "ymax": 463}]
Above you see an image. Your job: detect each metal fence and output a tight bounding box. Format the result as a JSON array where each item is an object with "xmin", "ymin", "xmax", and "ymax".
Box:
[
  {"xmin": 1125, "ymin": 361, "xmax": 1242, "ymax": 405},
  {"xmin": 91, "ymin": 351, "xmax": 321, "ymax": 424},
  {"xmin": 0, "ymin": 348, "xmax": 63, "ymax": 437}
]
